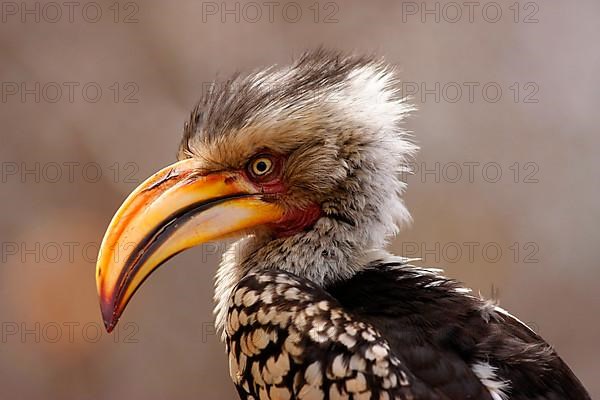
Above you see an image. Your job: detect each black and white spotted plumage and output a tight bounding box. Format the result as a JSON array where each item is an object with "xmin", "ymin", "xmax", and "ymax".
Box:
[
  {"xmin": 226, "ymin": 268, "xmax": 443, "ymax": 400},
  {"xmin": 225, "ymin": 259, "xmax": 590, "ymax": 400}
]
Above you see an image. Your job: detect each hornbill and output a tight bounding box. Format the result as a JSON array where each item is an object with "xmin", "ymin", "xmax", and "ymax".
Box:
[{"xmin": 96, "ymin": 49, "xmax": 590, "ymax": 399}]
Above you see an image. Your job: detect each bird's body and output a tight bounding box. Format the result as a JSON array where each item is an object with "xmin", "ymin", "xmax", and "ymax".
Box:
[
  {"xmin": 225, "ymin": 258, "xmax": 590, "ymax": 399},
  {"xmin": 95, "ymin": 49, "xmax": 590, "ymax": 399}
]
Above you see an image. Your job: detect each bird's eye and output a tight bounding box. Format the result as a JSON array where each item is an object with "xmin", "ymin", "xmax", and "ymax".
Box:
[{"xmin": 249, "ymin": 156, "xmax": 274, "ymax": 177}]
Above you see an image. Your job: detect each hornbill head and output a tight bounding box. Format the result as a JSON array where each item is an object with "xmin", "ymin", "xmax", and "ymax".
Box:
[{"xmin": 96, "ymin": 49, "xmax": 416, "ymax": 333}]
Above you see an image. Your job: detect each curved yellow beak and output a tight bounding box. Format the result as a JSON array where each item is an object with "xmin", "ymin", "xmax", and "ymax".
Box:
[{"xmin": 96, "ymin": 159, "xmax": 285, "ymax": 332}]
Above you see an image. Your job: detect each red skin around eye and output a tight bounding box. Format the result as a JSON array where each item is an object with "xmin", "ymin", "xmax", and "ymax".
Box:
[
  {"xmin": 241, "ymin": 153, "xmax": 286, "ymax": 193},
  {"xmin": 239, "ymin": 168, "xmax": 285, "ymax": 194},
  {"xmin": 239, "ymin": 154, "xmax": 322, "ymax": 237}
]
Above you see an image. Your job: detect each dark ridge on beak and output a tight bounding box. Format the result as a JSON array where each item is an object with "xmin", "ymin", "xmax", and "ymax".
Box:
[{"xmin": 100, "ymin": 193, "xmax": 253, "ymax": 332}]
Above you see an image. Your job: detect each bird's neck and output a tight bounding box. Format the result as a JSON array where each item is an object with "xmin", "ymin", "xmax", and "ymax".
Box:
[{"xmin": 213, "ymin": 215, "xmax": 394, "ymax": 338}]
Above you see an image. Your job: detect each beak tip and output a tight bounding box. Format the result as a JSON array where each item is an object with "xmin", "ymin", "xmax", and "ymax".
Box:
[
  {"xmin": 103, "ymin": 318, "xmax": 116, "ymax": 333},
  {"xmin": 99, "ymin": 296, "xmax": 119, "ymax": 333}
]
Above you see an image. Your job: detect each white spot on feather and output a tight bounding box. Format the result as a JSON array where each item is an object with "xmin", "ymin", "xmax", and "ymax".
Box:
[{"xmin": 471, "ymin": 361, "xmax": 510, "ymax": 400}]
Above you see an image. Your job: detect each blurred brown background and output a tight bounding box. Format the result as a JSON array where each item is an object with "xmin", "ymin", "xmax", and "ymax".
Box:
[{"xmin": 0, "ymin": 0, "xmax": 598, "ymax": 398}]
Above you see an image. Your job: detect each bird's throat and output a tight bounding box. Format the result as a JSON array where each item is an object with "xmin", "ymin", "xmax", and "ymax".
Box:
[{"xmin": 269, "ymin": 203, "xmax": 322, "ymax": 238}]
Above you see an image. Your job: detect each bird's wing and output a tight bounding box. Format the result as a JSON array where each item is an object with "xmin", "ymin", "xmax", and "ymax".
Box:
[
  {"xmin": 225, "ymin": 270, "xmax": 448, "ymax": 400},
  {"xmin": 327, "ymin": 259, "xmax": 591, "ymax": 400},
  {"xmin": 480, "ymin": 306, "xmax": 592, "ymax": 400}
]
